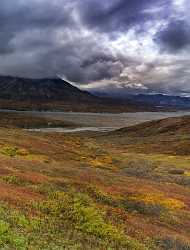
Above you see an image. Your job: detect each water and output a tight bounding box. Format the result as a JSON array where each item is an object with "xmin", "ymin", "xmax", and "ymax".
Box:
[
  {"xmin": 20, "ymin": 110, "xmax": 190, "ymax": 133},
  {"xmin": 27, "ymin": 127, "xmax": 115, "ymax": 133}
]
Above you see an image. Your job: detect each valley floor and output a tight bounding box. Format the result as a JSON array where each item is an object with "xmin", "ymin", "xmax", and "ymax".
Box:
[{"xmin": 0, "ymin": 114, "xmax": 189, "ymax": 249}]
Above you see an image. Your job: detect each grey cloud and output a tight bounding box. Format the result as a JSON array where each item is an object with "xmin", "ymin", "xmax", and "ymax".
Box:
[
  {"xmin": 0, "ymin": 32, "xmax": 14, "ymax": 54},
  {"xmin": 78, "ymin": 0, "xmax": 171, "ymax": 33},
  {"xmin": 0, "ymin": 0, "xmax": 74, "ymax": 30},
  {"xmin": 0, "ymin": 0, "xmax": 75, "ymax": 55},
  {"xmin": 0, "ymin": 28, "xmax": 124, "ymax": 84},
  {"xmin": 155, "ymin": 20, "xmax": 190, "ymax": 52}
]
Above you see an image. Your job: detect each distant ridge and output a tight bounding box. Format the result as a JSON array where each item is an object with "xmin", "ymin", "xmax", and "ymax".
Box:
[
  {"xmin": 91, "ymin": 90, "xmax": 190, "ymax": 109},
  {"xmin": 126, "ymin": 94, "xmax": 190, "ymax": 109}
]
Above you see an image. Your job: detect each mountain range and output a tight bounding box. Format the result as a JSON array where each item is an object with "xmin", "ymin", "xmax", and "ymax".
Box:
[
  {"xmin": 0, "ymin": 76, "xmax": 156, "ymax": 112},
  {"xmin": 92, "ymin": 91, "xmax": 190, "ymax": 110},
  {"xmin": 0, "ymin": 75, "xmax": 189, "ymax": 112},
  {"xmin": 125, "ymin": 94, "xmax": 190, "ymax": 109}
]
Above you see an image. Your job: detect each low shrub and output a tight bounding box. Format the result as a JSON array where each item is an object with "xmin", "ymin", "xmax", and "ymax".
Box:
[
  {"xmin": 0, "ymin": 206, "xmax": 30, "ymax": 249},
  {"xmin": 124, "ymin": 198, "xmax": 164, "ymax": 216},
  {"xmin": 16, "ymin": 148, "xmax": 29, "ymax": 156},
  {"xmin": 86, "ymin": 185, "xmax": 119, "ymax": 206},
  {"xmin": 123, "ymin": 193, "xmax": 185, "ymax": 216},
  {"xmin": 123, "ymin": 159, "xmax": 157, "ymax": 178},
  {"xmin": 37, "ymin": 191, "xmax": 148, "ymax": 250},
  {"xmin": 1, "ymin": 175, "xmax": 31, "ymax": 186},
  {"xmin": 1, "ymin": 146, "xmax": 18, "ymax": 157},
  {"xmin": 168, "ymin": 169, "xmax": 185, "ymax": 175},
  {"xmin": 34, "ymin": 182, "xmax": 57, "ymax": 195},
  {"xmin": 0, "ymin": 145, "xmax": 29, "ymax": 157},
  {"xmin": 156, "ymin": 237, "xmax": 190, "ymax": 250}
]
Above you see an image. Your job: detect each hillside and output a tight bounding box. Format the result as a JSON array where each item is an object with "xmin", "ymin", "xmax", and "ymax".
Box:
[
  {"xmin": 100, "ymin": 115, "xmax": 190, "ymax": 156},
  {"xmin": 0, "ymin": 113, "xmax": 189, "ymax": 248},
  {"xmin": 0, "ymin": 76, "xmax": 161, "ymax": 112},
  {"xmin": 112, "ymin": 115, "xmax": 190, "ymax": 137}
]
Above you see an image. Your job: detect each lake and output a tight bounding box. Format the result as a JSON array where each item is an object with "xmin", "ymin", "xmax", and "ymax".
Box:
[{"xmin": 21, "ymin": 110, "xmax": 190, "ymax": 133}]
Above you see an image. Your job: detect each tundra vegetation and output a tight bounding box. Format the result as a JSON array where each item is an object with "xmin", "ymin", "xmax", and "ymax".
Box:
[{"xmin": 0, "ymin": 114, "xmax": 189, "ymax": 249}]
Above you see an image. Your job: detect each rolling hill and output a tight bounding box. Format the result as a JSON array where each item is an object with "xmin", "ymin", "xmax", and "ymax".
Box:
[
  {"xmin": 101, "ymin": 115, "xmax": 190, "ymax": 156},
  {"xmin": 112, "ymin": 115, "xmax": 190, "ymax": 137}
]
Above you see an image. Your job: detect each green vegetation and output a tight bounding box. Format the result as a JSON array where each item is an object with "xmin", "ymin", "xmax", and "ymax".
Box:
[
  {"xmin": 37, "ymin": 191, "xmax": 147, "ymax": 250},
  {"xmin": 0, "ymin": 146, "xmax": 29, "ymax": 157},
  {"xmin": 0, "ymin": 192, "xmax": 147, "ymax": 250},
  {"xmin": 0, "ymin": 175, "xmax": 33, "ymax": 187},
  {"xmin": 1, "ymin": 146, "xmax": 19, "ymax": 157}
]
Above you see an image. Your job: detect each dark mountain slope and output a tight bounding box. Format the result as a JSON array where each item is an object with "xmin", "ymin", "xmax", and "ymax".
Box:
[{"xmin": 0, "ymin": 76, "xmax": 95, "ymax": 101}]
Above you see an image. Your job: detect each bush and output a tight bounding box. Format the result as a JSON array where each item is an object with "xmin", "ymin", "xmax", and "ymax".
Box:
[{"xmin": 123, "ymin": 159, "xmax": 157, "ymax": 178}]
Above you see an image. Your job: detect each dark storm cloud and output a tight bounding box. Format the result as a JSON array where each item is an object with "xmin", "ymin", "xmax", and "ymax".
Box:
[
  {"xmin": 0, "ymin": 0, "xmax": 79, "ymax": 78},
  {"xmin": 0, "ymin": 0, "xmax": 74, "ymax": 31},
  {"xmin": 0, "ymin": 0, "xmax": 75, "ymax": 55},
  {"xmin": 0, "ymin": 32, "xmax": 14, "ymax": 54},
  {"xmin": 81, "ymin": 54, "xmax": 118, "ymax": 68},
  {"xmin": 43, "ymin": 42, "xmax": 125, "ymax": 83},
  {"xmin": 0, "ymin": 0, "xmax": 131, "ymax": 83},
  {"xmin": 79, "ymin": 0, "xmax": 170, "ymax": 33},
  {"xmin": 0, "ymin": 0, "xmax": 189, "ymax": 95},
  {"xmin": 0, "ymin": 28, "xmax": 125, "ymax": 83},
  {"xmin": 155, "ymin": 20, "xmax": 190, "ymax": 52}
]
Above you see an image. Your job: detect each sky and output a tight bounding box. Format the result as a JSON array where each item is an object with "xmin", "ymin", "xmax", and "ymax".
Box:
[{"xmin": 0, "ymin": 0, "xmax": 189, "ymax": 96}]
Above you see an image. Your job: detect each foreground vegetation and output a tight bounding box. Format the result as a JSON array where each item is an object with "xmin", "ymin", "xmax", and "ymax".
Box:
[{"xmin": 0, "ymin": 114, "xmax": 189, "ymax": 249}]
